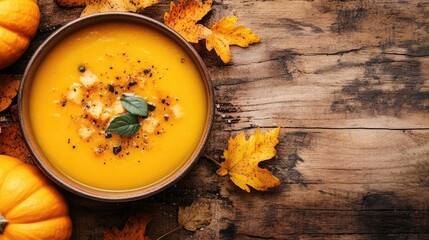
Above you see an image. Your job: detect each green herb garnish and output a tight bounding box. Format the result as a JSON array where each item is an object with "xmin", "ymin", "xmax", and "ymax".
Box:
[
  {"xmin": 106, "ymin": 95, "xmax": 156, "ymax": 136},
  {"xmin": 106, "ymin": 113, "xmax": 140, "ymax": 136},
  {"xmin": 120, "ymin": 95, "xmax": 148, "ymax": 117}
]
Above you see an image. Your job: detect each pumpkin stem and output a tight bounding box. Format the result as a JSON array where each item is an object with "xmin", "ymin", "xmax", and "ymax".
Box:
[{"xmin": 0, "ymin": 213, "xmax": 7, "ymax": 234}]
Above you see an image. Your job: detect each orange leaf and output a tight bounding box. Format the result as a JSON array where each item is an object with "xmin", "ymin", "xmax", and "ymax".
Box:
[
  {"xmin": 216, "ymin": 128, "xmax": 281, "ymax": 192},
  {"xmin": 103, "ymin": 212, "xmax": 152, "ymax": 240},
  {"xmin": 0, "ymin": 75, "xmax": 20, "ymax": 112},
  {"xmin": 164, "ymin": 0, "xmax": 260, "ymax": 63},
  {"xmin": 81, "ymin": 0, "xmax": 159, "ymax": 17},
  {"xmin": 0, "ymin": 106, "xmax": 30, "ymax": 161},
  {"xmin": 164, "ymin": 0, "xmax": 212, "ymax": 43},
  {"xmin": 206, "ymin": 16, "xmax": 261, "ymax": 63}
]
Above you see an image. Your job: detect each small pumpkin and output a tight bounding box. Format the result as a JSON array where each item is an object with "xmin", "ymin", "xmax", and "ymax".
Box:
[
  {"xmin": 0, "ymin": 155, "xmax": 72, "ymax": 240},
  {"xmin": 0, "ymin": 0, "xmax": 40, "ymax": 69}
]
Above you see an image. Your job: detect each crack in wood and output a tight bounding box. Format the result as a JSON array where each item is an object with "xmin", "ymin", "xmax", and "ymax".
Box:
[
  {"xmin": 240, "ymin": 233, "xmax": 277, "ymax": 239},
  {"xmin": 226, "ymin": 126, "xmax": 429, "ymax": 132}
]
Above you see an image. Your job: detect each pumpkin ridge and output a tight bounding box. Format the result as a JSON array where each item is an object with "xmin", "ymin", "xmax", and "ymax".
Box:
[
  {"xmin": 0, "ymin": 21, "xmax": 35, "ymax": 40},
  {"xmin": 0, "ymin": 0, "xmax": 40, "ymax": 69},
  {"xmin": 0, "ymin": 16, "xmax": 39, "ymax": 39},
  {"xmin": 3, "ymin": 216, "xmax": 72, "ymax": 240},
  {"xmin": 5, "ymin": 186, "xmax": 69, "ymax": 224},
  {"xmin": 0, "ymin": 164, "xmax": 46, "ymax": 215},
  {"xmin": 0, "ymin": 156, "xmax": 71, "ymax": 239},
  {"xmin": 0, "ymin": 25, "xmax": 29, "ymax": 38},
  {"xmin": 0, "ymin": 27, "xmax": 29, "ymax": 69},
  {"xmin": 0, "ymin": 161, "xmax": 24, "ymax": 202},
  {"xmin": 0, "ymin": 1, "xmax": 39, "ymax": 26}
]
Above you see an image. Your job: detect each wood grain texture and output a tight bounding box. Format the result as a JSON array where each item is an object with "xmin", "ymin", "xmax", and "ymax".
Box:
[{"xmin": 0, "ymin": 0, "xmax": 428, "ymax": 239}]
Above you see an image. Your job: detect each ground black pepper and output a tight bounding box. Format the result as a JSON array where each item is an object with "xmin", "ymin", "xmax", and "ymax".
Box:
[
  {"xmin": 113, "ymin": 145, "xmax": 122, "ymax": 155},
  {"xmin": 148, "ymin": 102, "xmax": 156, "ymax": 111},
  {"xmin": 78, "ymin": 65, "xmax": 86, "ymax": 72},
  {"xmin": 108, "ymin": 85, "xmax": 115, "ymax": 93}
]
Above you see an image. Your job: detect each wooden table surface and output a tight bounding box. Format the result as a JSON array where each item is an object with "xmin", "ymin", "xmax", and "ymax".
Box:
[{"xmin": 1, "ymin": 0, "xmax": 429, "ymax": 239}]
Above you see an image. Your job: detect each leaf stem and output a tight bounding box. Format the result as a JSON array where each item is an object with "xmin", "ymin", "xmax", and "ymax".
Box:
[
  {"xmin": 156, "ymin": 225, "xmax": 182, "ymax": 240},
  {"xmin": 203, "ymin": 155, "xmax": 222, "ymax": 166}
]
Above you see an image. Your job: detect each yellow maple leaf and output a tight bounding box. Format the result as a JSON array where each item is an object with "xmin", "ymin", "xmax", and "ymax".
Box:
[
  {"xmin": 81, "ymin": 0, "xmax": 159, "ymax": 17},
  {"xmin": 164, "ymin": 0, "xmax": 260, "ymax": 63},
  {"xmin": 206, "ymin": 16, "xmax": 261, "ymax": 63},
  {"xmin": 164, "ymin": 0, "xmax": 212, "ymax": 43},
  {"xmin": 217, "ymin": 128, "xmax": 281, "ymax": 192}
]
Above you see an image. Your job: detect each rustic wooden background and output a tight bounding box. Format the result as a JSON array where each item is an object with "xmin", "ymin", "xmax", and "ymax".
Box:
[{"xmin": 1, "ymin": 0, "xmax": 429, "ymax": 239}]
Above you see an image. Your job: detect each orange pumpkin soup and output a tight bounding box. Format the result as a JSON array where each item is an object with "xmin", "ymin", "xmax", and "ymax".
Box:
[{"xmin": 29, "ymin": 22, "xmax": 207, "ymax": 190}]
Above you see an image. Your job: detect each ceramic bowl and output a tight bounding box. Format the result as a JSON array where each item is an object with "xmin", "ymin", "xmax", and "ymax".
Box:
[{"xmin": 19, "ymin": 12, "xmax": 213, "ymax": 202}]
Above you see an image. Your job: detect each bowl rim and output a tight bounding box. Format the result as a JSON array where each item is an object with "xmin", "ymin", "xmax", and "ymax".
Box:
[{"xmin": 18, "ymin": 12, "xmax": 214, "ymax": 202}]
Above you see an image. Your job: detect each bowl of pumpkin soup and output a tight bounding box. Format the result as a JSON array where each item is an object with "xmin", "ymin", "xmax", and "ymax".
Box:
[{"xmin": 19, "ymin": 13, "xmax": 214, "ymax": 201}]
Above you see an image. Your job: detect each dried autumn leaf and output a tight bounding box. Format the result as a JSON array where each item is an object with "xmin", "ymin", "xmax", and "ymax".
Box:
[
  {"xmin": 103, "ymin": 212, "xmax": 152, "ymax": 240},
  {"xmin": 0, "ymin": 122, "xmax": 30, "ymax": 161},
  {"xmin": 178, "ymin": 202, "xmax": 212, "ymax": 231},
  {"xmin": 81, "ymin": 0, "xmax": 159, "ymax": 17},
  {"xmin": 217, "ymin": 128, "xmax": 281, "ymax": 192},
  {"xmin": 0, "ymin": 75, "xmax": 20, "ymax": 112},
  {"xmin": 0, "ymin": 106, "xmax": 30, "ymax": 161},
  {"xmin": 164, "ymin": 0, "xmax": 212, "ymax": 43},
  {"xmin": 206, "ymin": 16, "xmax": 261, "ymax": 63},
  {"xmin": 164, "ymin": 0, "xmax": 260, "ymax": 63},
  {"xmin": 55, "ymin": 0, "xmax": 86, "ymax": 7}
]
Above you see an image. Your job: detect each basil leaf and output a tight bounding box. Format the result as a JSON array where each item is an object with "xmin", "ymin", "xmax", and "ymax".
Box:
[
  {"xmin": 106, "ymin": 113, "xmax": 140, "ymax": 136},
  {"xmin": 121, "ymin": 95, "xmax": 148, "ymax": 117}
]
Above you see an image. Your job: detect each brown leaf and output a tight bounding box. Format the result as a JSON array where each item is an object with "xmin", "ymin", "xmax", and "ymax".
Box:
[
  {"xmin": 216, "ymin": 128, "xmax": 281, "ymax": 192},
  {"xmin": 55, "ymin": 0, "xmax": 86, "ymax": 7},
  {"xmin": 103, "ymin": 212, "xmax": 152, "ymax": 240},
  {"xmin": 178, "ymin": 201, "xmax": 212, "ymax": 231},
  {"xmin": 0, "ymin": 75, "xmax": 20, "ymax": 112},
  {"xmin": 0, "ymin": 107, "xmax": 30, "ymax": 161}
]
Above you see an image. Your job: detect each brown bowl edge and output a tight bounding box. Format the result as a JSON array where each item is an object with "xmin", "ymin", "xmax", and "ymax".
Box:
[{"xmin": 18, "ymin": 12, "xmax": 214, "ymax": 202}]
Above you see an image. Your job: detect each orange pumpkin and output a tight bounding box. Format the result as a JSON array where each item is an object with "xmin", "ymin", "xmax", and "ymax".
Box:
[
  {"xmin": 0, "ymin": 155, "xmax": 72, "ymax": 240},
  {"xmin": 0, "ymin": 0, "xmax": 40, "ymax": 69}
]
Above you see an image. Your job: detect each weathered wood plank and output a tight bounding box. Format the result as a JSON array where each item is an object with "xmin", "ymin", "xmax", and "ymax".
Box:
[
  {"xmin": 225, "ymin": 0, "xmax": 429, "ymax": 55},
  {"xmin": 62, "ymin": 128, "xmax": 429, "ymax": 239},
  {"xmin": 198, "ymin": 128, "xmax": 429, "ymax": 238},
  {"xmin": 210, "ymin": 0, "xmax": 429, "ymax": 129},
  {"xmin": 1, "ymin": 0, "xmax": 428, "ymax": 239}
]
